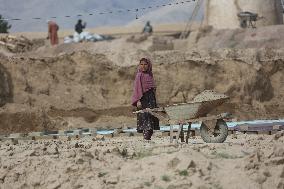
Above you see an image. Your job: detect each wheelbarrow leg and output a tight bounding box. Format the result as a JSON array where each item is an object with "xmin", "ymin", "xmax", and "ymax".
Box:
[
  {"xmin": 176, "ymin": 123, "xmax": 183, "ymax": 144},
  {"xmin": 186, "ymin": 122, "xmax": 192, "ymax": 144},
  {"xmin": 180, "ymin": 124, "xmax": 185, "ymax": 142},
  {"xmin": 170, "ymin": 124, "xmax": 184, "ymax": 143},
  {"xmin": 170, "ymin": 125, "xmax": 173, "ymax": 143}
]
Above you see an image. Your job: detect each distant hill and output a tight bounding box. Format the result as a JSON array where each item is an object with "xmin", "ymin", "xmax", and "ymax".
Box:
[{"xmin": 0, "ymin": 0, "xmax": 203, "ymax": 32}]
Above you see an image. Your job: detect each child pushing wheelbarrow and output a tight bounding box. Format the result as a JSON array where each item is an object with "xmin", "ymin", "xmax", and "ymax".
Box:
[{"xmin": 134, "ymin": 90, "xmax": 232, "ymax": 143}]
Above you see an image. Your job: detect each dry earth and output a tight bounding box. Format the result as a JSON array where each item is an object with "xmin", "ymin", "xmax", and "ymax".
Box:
[
  {"xmin": 0, "ymin": 24, "xmax": 284, "ymax": 189},
  {"xmin": 0, "ymin": 24, "xmax": 283, "ymax": 134},
  {"xmin": 0, "ymin": 131, "xmax": 284, "ymax": 189}
]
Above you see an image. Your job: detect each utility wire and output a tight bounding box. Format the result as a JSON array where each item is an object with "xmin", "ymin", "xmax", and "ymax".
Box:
[{"xmin": 0, "ymin": 0, "xmax": 195, "ymax": 22}]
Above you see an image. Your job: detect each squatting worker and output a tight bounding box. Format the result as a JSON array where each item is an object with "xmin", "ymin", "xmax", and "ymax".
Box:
[
  {"xmin": 142, "ymin": 21, "xmax": 153, "ymax": 35},
  {"xmin": 47, "ymin": 20, "xmax": 59, "ymax": 46},
  {"xmin": 132, "ymin": 58, "xmax": 160, "ymax": 140}
]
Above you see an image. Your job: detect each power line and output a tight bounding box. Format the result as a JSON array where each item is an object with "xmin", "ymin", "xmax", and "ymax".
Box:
[{"xmin": 0, "ymin": 0, "xmax": 195, "ymax": 22}]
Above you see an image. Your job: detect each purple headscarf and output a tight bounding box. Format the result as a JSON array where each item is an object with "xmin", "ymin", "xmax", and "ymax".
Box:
[{"xmin": 131, "ymin": 58, "xmax": 156, "ymax": 106}]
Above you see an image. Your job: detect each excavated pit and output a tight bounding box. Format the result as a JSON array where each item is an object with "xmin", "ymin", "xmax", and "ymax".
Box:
[
  {"xmin": 0, "ymin": 48, "xmax": 283, "ymax": 134},
  {"xmin": 0, "ymin": 26, "xmax": 284, "ymax": 133}
]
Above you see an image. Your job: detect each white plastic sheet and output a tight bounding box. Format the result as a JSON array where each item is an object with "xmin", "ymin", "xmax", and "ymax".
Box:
[{"xmin": 63, "ymin": 31, "xmax": 106, "ymax": 43}]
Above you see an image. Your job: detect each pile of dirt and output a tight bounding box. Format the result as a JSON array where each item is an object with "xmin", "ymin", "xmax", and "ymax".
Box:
[
  {"xmin": 188, "ymin": 25, "xmax": 284, "ymax": 50},
  {"xmin": 0, "ymin": 35, "xmax": 44, "ymax": 53},
  {"xmin": 26, "ymin": 37, "xmax": 153, "ymax": 67},
  {"xmin": 241, "ymin": 131, "xmax": 284, "ymax": 189}
]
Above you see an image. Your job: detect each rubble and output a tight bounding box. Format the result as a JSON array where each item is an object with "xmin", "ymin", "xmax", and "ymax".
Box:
[{"xmin": 0, "ymin": 35, "xmax": 43, "ymax": 53}]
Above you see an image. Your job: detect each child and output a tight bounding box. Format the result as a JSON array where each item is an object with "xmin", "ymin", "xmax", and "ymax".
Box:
[{"xmin": 132, "ymin": 58, "xmax": 159, "ymax": 140}]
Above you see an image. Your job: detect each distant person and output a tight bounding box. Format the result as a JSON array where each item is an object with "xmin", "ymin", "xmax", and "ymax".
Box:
[
  {"xmin": 132, "ymin": 58, "xmax": 159, "ymax": 140},
  {"xmin": 47, "ymin": 20, "xmax": 59, "ymax": 46},
  {"xmin": 142, "ymin": 21, "xmax": 153, "ymax": 35},
  {"xmin": 75, "ymin": 19, "xmax": 87, "ymax": 34}
]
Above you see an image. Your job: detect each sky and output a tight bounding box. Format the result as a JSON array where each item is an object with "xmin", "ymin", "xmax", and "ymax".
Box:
[{"xmin": 0, "ymin": 0, "xmax": 203, "ymax": 32}]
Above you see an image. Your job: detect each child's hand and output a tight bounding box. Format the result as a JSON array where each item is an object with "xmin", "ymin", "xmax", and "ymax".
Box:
[
  {"xmin": 136, "ymin": 101, "xmax": 142, "ymax": 110},
  {"xmin": 132, "ymin": 105, "xmax": 139, "ymax": 110}
]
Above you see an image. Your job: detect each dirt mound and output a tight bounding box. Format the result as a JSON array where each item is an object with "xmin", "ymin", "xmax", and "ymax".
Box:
[
  {"xmin": 188, "ymin": 25, "xmax": 284, "ymax": 50},
  {"xmin": 242, "ymin": 132, "xmax": 284, "ymax": 188},
  {"xmin": 0, "ymin": 35, "xmax": 44, "ymax": 53},
  {"xmin": 25, "ymin": 37, "xmax": 153, "ymax": 67}
]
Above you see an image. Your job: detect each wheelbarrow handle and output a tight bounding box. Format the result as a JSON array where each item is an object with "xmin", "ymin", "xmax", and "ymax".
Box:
[{"xmin": 133, "ymin": 107, "xmax": 165, "ymax": 114}]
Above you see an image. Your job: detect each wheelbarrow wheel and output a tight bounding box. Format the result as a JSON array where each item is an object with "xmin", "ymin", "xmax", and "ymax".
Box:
[{"xmin": 200, "ymin": 119, "xmax": 228, "ymax": 143}]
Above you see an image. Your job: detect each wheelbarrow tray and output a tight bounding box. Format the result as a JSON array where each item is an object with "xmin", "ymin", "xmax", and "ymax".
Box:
[
  {"xmin": 165, "ymin": 98, "xmax": 228, "ymax": 121},
  {"xmin": 134, "ymin": 90, "xmax": 229, "ymax": 122},
  {"xmin": 133, "ymin": 91, "xmax": 231, "ymax": 143}
]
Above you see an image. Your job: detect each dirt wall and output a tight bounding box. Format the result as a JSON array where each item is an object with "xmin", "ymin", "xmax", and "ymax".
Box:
[{"xmin": 0, "ymin": 48, "xmax": 283, "ymax": 133}]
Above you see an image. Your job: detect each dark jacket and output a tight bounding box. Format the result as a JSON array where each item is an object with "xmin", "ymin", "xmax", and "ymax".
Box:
[{"xmin": 75, "ymin": 22, "xmax": 86, "ymax": 34}]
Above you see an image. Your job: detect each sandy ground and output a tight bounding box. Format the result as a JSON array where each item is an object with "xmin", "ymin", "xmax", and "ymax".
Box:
[{"xmin": 0, "ymin": 131, "xmax": 283, "ymax": 189}]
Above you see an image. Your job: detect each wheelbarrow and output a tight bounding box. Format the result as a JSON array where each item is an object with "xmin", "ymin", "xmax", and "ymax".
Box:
[{"xmin": 134, "ymin": 90, "xmax": 232, "ymax": 143}]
